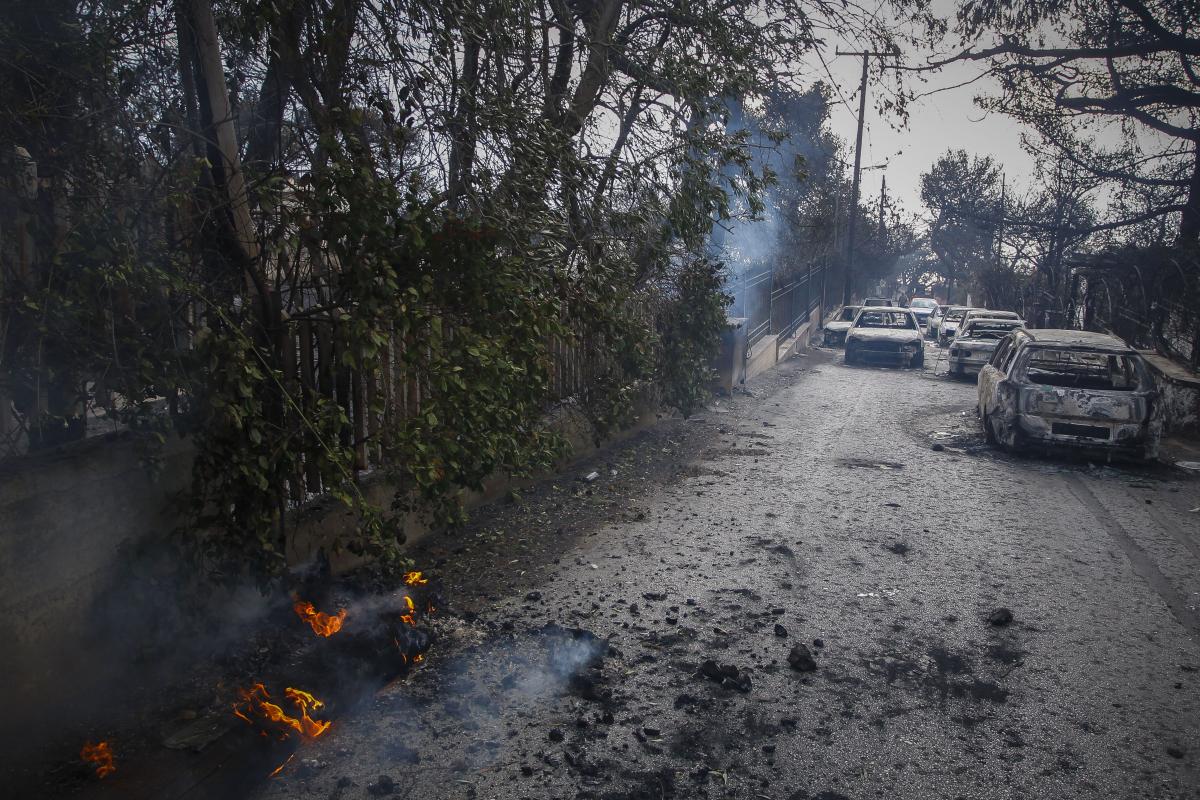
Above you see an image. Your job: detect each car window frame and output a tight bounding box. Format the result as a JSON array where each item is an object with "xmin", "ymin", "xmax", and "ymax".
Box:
[
  {"xmin": 852, "ymin": 309, "xmax": 919, "ymax": 331},
  {"xmin": 990, "ymin": 335, "xmax": 1017, "ymax": 373},
  {"xmin": 1013, "ymin": 345, "xmax": 1150, "ymax": 391},
  {"xmin": 1000, "ymin": 339, "xmax": 1023, "ymax": 373}
]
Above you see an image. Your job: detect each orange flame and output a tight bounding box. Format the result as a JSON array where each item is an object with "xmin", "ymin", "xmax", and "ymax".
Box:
[
  {"xmin": 403, "ymin": 571, "xmax": 428, "ymax": 586},
  {"xmin": 293, "ymin": 599, "xmax": 347, "ymax": 637},
  {"xmin": 269, "ymin": 753, "xmax": 295, "ymax": 778},
  {"xmin": 233, "ymin": 683, "xmax": 332, "ymax": 740},
  {"xmin": 81, "ymin": 740, "xmax": 115, "ymax": 779},
  {"xmin": 400, "ymin": 594, "xmax": 416, "ymax": 626}
]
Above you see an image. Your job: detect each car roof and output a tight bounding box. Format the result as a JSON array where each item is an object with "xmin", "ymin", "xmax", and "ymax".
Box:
[
  {"xmin": 858, "ymin": 305, "xmax": 911, "ymax": 313},
  {"xmin": 965, "ymin": 317, "xmax": 1022, "ymax": 327},
  {"xmin": 1015, "ymin": 329, "xmax": 1135, "ymax": 350}
]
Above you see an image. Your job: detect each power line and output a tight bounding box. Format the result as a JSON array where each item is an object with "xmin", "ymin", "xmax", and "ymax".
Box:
[{"xmin": 835, "ymin": 49, "xmax": 900, "ymax": 305}]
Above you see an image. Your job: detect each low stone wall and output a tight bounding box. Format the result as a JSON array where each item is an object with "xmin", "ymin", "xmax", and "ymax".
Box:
[
  {"xmin": 1142, "ymin": 351, "xmax": 1200, "ymax": 435},
  {"xmin": 0, "ymin": 433, "xmax": 193, "ymax": 720},
  {"xmin": 744, "ymin": 304, "xmax": 823, "ymax": 381}
]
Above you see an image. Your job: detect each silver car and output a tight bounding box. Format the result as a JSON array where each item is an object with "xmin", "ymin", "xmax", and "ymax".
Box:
[
  {"xmin": 947, "ymin": 318, "xmax": 1025, "ymax": 376},
  {"xmin": 977, "ymin": 329, "xmax": 1160, "ymax": 460},
  {"xmin": 908, "ymin": 298, "xmax": 938, "ymax": 329}
]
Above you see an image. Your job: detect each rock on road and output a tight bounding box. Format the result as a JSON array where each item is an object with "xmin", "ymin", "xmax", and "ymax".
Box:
[{"xmin": 257, "ymin": 345, "xmax": 1200, "ymax": 800}]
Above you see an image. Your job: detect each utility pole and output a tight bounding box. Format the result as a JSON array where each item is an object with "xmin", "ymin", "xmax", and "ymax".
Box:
[
  {"xmin": 836, "ymin": 49, "xmax": 899, "ymax": 305},
  {"xmin": 996, "ymin": 172, "xmax": 1006, "ymax": 265},
  {"xmin": 878, "ymin": 174, "xmax": 887, "ymax": 238}
]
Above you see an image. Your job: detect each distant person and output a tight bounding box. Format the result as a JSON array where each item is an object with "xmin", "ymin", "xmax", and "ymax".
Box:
[{"xmin": 898, "ymin": 293, "xmax": 910, "ymax": 307}]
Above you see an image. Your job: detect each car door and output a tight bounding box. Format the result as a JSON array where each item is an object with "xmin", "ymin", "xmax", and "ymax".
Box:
[{"xmin": 978, "ymin": 334, "xmax": 1014, "ymax": 415}]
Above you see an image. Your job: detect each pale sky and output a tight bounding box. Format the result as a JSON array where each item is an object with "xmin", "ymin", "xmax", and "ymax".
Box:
[
  {"xmin": 812, "ymin": 0, "xmax": 1039, "ymax": 217},
  {"xmin": 826, "ymin": 62, "xmax": 1034, "ymax": 215}
]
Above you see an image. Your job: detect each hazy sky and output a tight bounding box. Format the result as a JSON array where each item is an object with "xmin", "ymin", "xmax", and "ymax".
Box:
[
  {"xmin": 824, "ymin": 59, "xmax": 1034, "ymax": 215},
  {"xmin": 813, "ymin": 0, "xmax": 1038, "ymax": 217}
]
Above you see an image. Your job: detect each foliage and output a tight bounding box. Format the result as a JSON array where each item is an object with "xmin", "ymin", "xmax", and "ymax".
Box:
[
  {"xmin": 0, "ymin": 0, "xmax": 919, "ymax": 584},
  {"xmin": 656, "ymin": 257, "xmax": 730, "ymax": 417},
  {"xmin": 920, "ymin": 150, "xmax": 1004, "ymax": 303},
  {"xmin": 942, "ymin": 0, "xmax": 1200, "ymax": 241}
]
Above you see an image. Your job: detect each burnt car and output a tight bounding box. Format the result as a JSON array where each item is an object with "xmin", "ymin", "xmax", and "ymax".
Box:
[
  {"xmin": 863, "ymin": 296, "xmax": 894, "ymax": 307},
  {"xmin": 927, "ymin": 304, "xmax": 952, "ymax": 339},
  {"xmin": 947, "ymin": 317, "xmax": 1025, "ymax": 376},
  {"xmin": 844, "ymin": 307, "xmax": 925, "ymax": 368},
  {"xmin": 977, "ymin": 329, "xmax": 1161, "ymax": 460},
  {"xmin": 961, "ymin": 308, "xmax": 1023, "ymax": 328},
  {"xmin": 823, "ymin": 305, "xmax": 862, "ymax": 346},
  {"xmin": 937, "ymin": 306, "xmax": 979, "ymax": 346}
]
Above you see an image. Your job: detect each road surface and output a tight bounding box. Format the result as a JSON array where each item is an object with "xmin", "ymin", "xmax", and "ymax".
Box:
[{"xmin": 254, "ymin": 344, "xmax": 1200, "ymax": 800}]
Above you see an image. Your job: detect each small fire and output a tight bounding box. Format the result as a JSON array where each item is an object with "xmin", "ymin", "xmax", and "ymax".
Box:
[
  {"xmin": 233, "ymin": 683, "xmax": 332, "ymax": 740},
  {"xmin": 81, "ymin": 740, "xmax": 115, "ymax": 779},
  {"xmin": 400, "ymin": 595, "xmax": 416, "ymax": 626},
  {"xmin": 293, "ymin": 599, "xmax": 347, "ymax": 637},
  {"xmin": 403, "ymin": 571, "xmax": 428, "ymax": 586},
  {"xmin": 269, "ymin": 753, "xmax": 295, "ymax": 778}
]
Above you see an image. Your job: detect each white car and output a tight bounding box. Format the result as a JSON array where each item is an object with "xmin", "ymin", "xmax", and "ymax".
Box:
[{"xmin": 908, "ymin": 298, "xmax": 938, "ymax": 329}]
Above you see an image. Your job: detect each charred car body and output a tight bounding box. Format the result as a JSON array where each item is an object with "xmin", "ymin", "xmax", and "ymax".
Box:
[
  {"xmin": 937, "ymin": 306, "xmax": 978, "ymax": 346},
  {"xmin": 947, "ymin": 318, "xmax": 1025, "ymax": 376},
  {"xmin": 978, "ymin": 329, "xmax": 1161, "ymax": 460},
  {"xmin": 823, "ymin": 305, "xmax": 861, "ymax": 346},
  {"xmin": 961, "ymin": 308, "xmax": 1022, "ymax": 328},
  {"xmin": 844, "ymin": 307, "xmax": 925, "ymax": 368},
  {"xmin": 927, "ymin": 304, "xmax": 952, "ymax": 339}
]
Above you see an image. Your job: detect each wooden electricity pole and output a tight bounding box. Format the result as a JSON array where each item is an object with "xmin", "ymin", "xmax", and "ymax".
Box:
[{"xmin": 836, "ymin": 49, "xmax": 899, "ymax": 305}]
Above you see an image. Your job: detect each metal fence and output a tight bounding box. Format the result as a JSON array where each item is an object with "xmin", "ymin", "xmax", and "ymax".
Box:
[{"xmin": 728, "ymin": 264, "xmax": 825, "ymax": 347}]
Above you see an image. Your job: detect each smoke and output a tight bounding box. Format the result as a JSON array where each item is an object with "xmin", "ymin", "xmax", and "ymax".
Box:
[{"xmin": 720, "ymin": 212, "xmax": 781, "ymax": 275}]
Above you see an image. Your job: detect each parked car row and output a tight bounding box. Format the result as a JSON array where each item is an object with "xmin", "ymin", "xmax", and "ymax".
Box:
[{"xmin": 820, "ymin": 299, "xmax": 1161, "ymax": 461}]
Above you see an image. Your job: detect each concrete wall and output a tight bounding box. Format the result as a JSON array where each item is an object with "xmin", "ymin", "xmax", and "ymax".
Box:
[
  {"xmin": 0, "ymin": 433, "xmax": 192, "ymax": 703},
  {"xmin": 744, "ymin": 304, "xmax": 822, "ymax": 381},
  {"xmin": 1142, "ymin": 352, "xmax": 1200, "ymax": 435}
]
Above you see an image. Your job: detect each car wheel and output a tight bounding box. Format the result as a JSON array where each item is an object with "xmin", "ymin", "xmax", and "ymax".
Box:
[
  {"xmin": 983, "ymin": 410, "xmax": 999, "ymax": 445},
  {"xmin": 912, "ymin": 351, "xmax": 924, "ymax": 368},
  {"xmin": 844, "ymin": 350, "xmax": 856, "ymax": 365}
]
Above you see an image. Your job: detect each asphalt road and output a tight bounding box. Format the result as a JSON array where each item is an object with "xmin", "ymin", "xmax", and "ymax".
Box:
[{"xmin": 253, "ymin": 343, "xmax": 1200, "ymax": 800}]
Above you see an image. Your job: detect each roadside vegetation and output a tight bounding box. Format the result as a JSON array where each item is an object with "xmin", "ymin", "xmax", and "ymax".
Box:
[{"xmin": 0, "ymin": 1, "xmax": 919, "ymax": 581}]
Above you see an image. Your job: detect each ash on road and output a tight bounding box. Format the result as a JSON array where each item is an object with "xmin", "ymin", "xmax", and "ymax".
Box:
[{"xmin": 257, "ymin": 346, "xmax": 1200, "ymax": 800}]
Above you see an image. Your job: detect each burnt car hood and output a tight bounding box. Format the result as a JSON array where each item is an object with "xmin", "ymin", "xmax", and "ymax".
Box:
[
  {"xmin": 825, "ymin": 321, "xmax": 853, "ymax": 333},
  {"xmin": 847, "ymin": 329, "xmax": 922, "ymax": 344}
]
